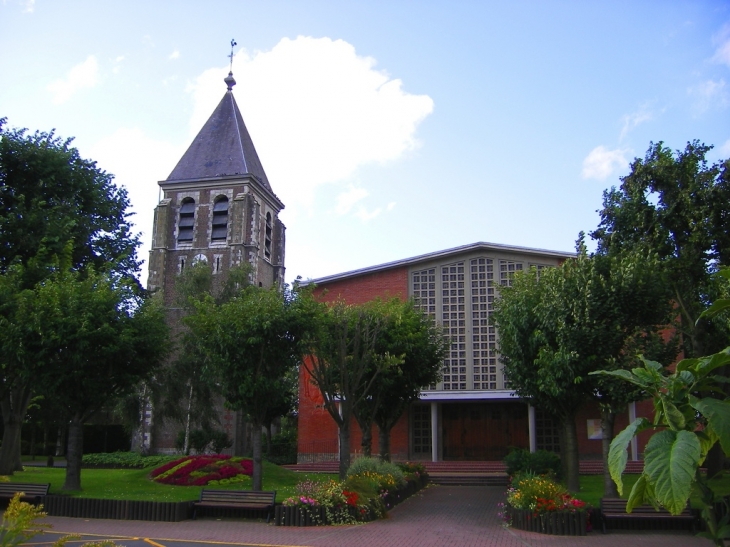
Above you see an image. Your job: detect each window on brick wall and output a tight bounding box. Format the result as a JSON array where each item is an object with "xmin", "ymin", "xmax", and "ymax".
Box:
[{"xmin": 178, "ymin": 198, "xmax": 195, "ymax": 242}]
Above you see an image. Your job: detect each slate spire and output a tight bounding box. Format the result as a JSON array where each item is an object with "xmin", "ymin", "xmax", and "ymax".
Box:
[{"xmin": 166, "ymin": 72, "xmax": 273, "ymax": 193}]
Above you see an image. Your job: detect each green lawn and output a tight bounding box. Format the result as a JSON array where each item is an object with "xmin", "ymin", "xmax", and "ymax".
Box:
[
  {"xmin": 577, "ymin": 472, "xmax": 730, "ymax": 509},
  {"xmin": 5, "ymin": 462, "xmax": 336, "ymax": 503}
]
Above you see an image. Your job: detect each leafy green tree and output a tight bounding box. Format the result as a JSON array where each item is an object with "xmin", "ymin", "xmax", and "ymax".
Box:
[
  {"xmin": 494, "ymin": 245, "xmax": 673, "ymax": 491},
  {"xmin": 185, "ymin": 285, "xmax": 312, "ymax": 490},
  {"xmin": 146, "ymin": 262, "xmax": 252, "ymax": 454},
  {"xmin": 591, "ymin": 140, "xmax": 730, "ymax": 359},
  {"xmin": 591, "ymin": 140, "xmax": 730, "ymax": 476},
  {"xmin": 302, "ymin": 300, "xmax": 400, "ymax": 479},
  {"xmin": 0, "ymin": 120, "xmax": 140, "ymax": 475},
  {"xmin": 351, "ymin": 298, "xmax": 446, "ymax": 461},
  {"xmin": 33, "ymin": 267, "xmax": 166, "ymax": 490}
]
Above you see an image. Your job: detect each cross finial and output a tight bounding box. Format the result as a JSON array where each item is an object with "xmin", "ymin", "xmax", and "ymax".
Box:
[{"xmin": 229, "ymin": 39, "xmax": 237, "ymax": 71}]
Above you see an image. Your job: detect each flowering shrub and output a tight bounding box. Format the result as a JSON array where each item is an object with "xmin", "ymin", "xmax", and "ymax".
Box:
[
  {"xmin": 505, "ymin": 474, "xmax": 587, "ymax": 516},
  {"xmin": 397, "ymin": 461, "xmax": 428, "ymax": 481},
  {"xmin": 283, "ymin": 479, "xmax": 375, "ymax": 524},
  {"xmin": 150, "ymin": 455, "xmax": 252, "ymax": 486}
]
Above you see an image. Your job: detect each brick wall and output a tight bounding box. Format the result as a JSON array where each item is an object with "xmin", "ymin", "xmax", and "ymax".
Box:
[{"xmin": 312, "ymin": 266, "xmax": 409, "ymax": 305}]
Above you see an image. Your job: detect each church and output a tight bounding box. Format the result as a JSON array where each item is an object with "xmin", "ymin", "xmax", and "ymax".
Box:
[{"xmin": 146, "ymin": 68, "xmax": 650, "ymax": 463}]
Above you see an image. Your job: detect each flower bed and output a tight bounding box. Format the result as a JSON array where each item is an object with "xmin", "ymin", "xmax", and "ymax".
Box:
[
  {"xmin": 275, "ymin": 459, "xmax": 429, "ymax": 526},
  {"xmin": 275, "ymin": 476, "xmax": 427, "ymax": 526},
  {"xmin": 149, "ymin": 455, "xmax": 253, "ymax": 486},
  {"xmin": 508, "ymin": 507, "xmax": 588, "ymax": 535},
  {"xmin": 501, "ymin": 474, "xmax": 590, "ymax": 536}
]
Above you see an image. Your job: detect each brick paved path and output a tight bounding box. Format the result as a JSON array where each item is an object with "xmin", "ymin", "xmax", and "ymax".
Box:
[{"xmin": 41, "ymin": 485, "xmax": 713, "ymax": 547}]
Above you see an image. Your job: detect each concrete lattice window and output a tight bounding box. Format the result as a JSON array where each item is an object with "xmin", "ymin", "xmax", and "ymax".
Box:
[
  {"xmin": 178, "ymin": 198, "xmax": 196, "ymax": 242},
  {"xmin": 499, "ymin": 260, "xmax": 523, "ymax": 286},
  {"xmin": 412, "ymin": 268, "xmax": 437, "ymax": 390},
  {"xmin": 211, "ymin": 197, "xmax": 229, "ymax": 242},
  {"xmin": 470, "ymin": 258, "xmax": 497, "ymax": 389},
  {"xmin": 264, "ymin": 212, "xmax": 272, "ymax": 259},
  {"xmin": 441, "ymin": 262, "xmax": 466, "ymax": 391}
]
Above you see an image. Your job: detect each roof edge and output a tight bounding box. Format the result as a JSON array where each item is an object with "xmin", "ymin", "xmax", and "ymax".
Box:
[
  {"xmin": 159, "ymin": 173, "xmax": 284, "ymax": 210},
  {"xmin": 301, "ymin": 241, "xmax": 576, "ymax": 286}
]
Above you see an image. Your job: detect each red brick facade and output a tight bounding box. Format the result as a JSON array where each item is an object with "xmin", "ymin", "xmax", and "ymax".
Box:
[{"xmin": 296, "ymin": 243, "xmax": 654, "ymax": 463}]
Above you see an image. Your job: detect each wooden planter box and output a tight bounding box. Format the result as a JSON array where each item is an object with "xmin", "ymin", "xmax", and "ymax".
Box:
[
  {"xmin": 509, "ymin": 508, "xmax": 588, "ymax": 536},
  {"xmin": 275, "ymin": 476, "xmax": 428, "ymax": 526},
  {"xmin": 42, "ymin": 495, "xmax": 192, "ymax": 522}
]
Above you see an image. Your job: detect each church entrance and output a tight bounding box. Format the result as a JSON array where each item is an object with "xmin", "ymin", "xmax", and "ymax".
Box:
[{"xmin": 441, "ymin": 402, "xmax": 529, "ymax": 460}]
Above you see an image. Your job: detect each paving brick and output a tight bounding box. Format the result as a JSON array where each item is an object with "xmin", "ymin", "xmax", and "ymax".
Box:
[{"xmin": 40, "ymin": 485, "xmax": 709, "ymax": 547}]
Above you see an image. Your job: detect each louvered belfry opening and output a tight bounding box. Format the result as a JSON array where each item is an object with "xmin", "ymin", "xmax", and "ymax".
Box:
[
  {"xmin": 177, "ymin": 198, "xmax": 196, "ymax": 242},
  {"xmin": 212, "ymin": 197, "xmax": 229, "ymax": 242}
]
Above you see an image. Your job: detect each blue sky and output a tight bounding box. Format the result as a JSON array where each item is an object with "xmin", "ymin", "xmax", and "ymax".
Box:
[{"xmin": 2, "ymin": 1, "xmax": 729, "ymax": 284}]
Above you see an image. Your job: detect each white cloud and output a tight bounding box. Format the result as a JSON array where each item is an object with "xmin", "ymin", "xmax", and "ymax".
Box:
[
  {"xmin": 619, "ymin": 106, "xmax": 652, "ymax": 141},
  {"xmin": 712, "ymin": 24, "xmax": 730, "ymax": 68},
  {"xmin": 355, "ymin": 206, "xmax": 383, "ymax": 221},
  {"xmin": 335, "ymin": 186, "xmax": 368, "ymax": 215},
  {"xmin": 86, "ymin": 128, "xmax": 185, "ymax": 284},
  {"xmin": 169, "ymin": 50, "xmax": 180, "ymax": 60},
  {"xmin": 47, "ymin": 55, "xmax": 99, "ymax": 104},
  {"xmin": 186, "ymin": 36, "xmax": 434, "ymax": 212},
  {"xmin": 581, "ymin": 146, "xmax": 630, "ymax": 180},
  {"xmin": 21, "ymin": 0, "xmax": 34, "ymax": 12},
  {"xmin": 689, "ymin": 79, "xmax": 728, "ymax": 113}
]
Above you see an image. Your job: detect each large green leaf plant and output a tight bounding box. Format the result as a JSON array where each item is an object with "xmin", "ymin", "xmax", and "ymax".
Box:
[{"xmin": 592, "ymin": 270, "xmax": 730, "ymax": 545}]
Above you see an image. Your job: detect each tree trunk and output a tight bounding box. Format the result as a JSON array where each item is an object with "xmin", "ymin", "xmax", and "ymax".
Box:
[
  {"xmin": 63, "ymin": 416, "xmax": 84, "ymax": 491},
  {"xmin": 234, "ymin": 411, "xmax": 248, "ymax": 456},
  {"xmin": 252, "ymin": 421, "xmax": 263, "ymax": 491},
  {"xmin": 55, "ymin": 426, "xmax": 66, "ymax": 457},
  {"xmin": 601, "ymin": 408, "xmax": 619, "ymax": 497},
  {"xmin": 378, "ymin": 426, "xmax": 391, "ymax": 462},
  {"xmin": 339, "ymin": 423, "xmax": 351, "ymax": 480},
  {"xmin": 0, "ymin": 387, "xmax": 33, "ymax": 475},
  {"xmin": 360, "ymin": 424, "xmax": 372, "ymax": 458},
  {"xmin": 183, "ymin": 382, "xmax": 193, "ymax": 454},
  {"xmin": 560, "ymin": 415, "xmax": 581, "ymax": 492},
  {"xmin": 266, "ymin": 423, "xmax": 273, "ymax": 455}
]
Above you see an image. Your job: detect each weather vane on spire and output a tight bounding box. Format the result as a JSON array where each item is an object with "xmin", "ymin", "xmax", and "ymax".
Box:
[{"xmin": 229, "ymin": 39, "xmax": 237, "ymax": 72}]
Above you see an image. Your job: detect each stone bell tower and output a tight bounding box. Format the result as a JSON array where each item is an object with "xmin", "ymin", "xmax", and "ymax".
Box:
[{"xmin": 144, "ymin": 70, "xmax": 285, "ymax": 453}]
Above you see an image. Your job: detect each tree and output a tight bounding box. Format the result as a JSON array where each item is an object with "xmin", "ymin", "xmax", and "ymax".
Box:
[
  {"xmin": 0, "ymin": 260, "xmax": 168, "ymax": 490},
  {"xmin": 185, "ymin": 285, "xmax": 311, "ymax": 490},
  {"xmin": 148, "ymin": 261, "xmax": 251, "ymax": 454},
  {"xmin": 591, "ymin": 140, "xmax": 730, "ymax": 360},
  {"xmin": 493, "ymin": 244, "xmax": 673, "ymax": 492},
  {"xmin": 0, "ymin": 120, "xmax": 140, "ymax": 475},
  {"xmin": 351, "ymin": 298, "xmax": 446, "ymax": 461},
  {"xmin": 591, "ymin": 141, "xmax": 730, "ymax": 477},
  {"xmin": 302, "ymin": 300, "xmax": 399, "ymax": 479}
]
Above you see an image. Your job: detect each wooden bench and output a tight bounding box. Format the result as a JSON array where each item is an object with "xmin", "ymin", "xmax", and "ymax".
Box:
[
  {"xmin": 600, "ymin": 497, "xmax": 696, "ymax": 533},
  {"xmin": 192, "ymin": 489, "xmax": 276, "ymax": 522},
  {"xmin": 0, "ymin": 483, "xmax": 50, "ymax": 505}
]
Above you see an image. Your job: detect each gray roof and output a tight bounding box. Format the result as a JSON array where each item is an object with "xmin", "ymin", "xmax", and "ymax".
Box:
[
  {"xmin": 302, "ymin": 241, "xmax": 575, "ymax": 286},
  {"xmin": 166, "ymin": 76, "xmax": 272, "ymax": 192}
]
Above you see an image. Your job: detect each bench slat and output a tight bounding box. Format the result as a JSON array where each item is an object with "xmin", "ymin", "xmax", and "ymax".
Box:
[
  {"xmin": 0, "ymin": 483, "xmax": 50, "ymax": 505},
  {"xmin": 600, "ymin": 497, "xmax": 695, "ymax": 533},
  {"xmin": 193, "ymin": 489, "xmax": 276, "ymax": 522}
]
